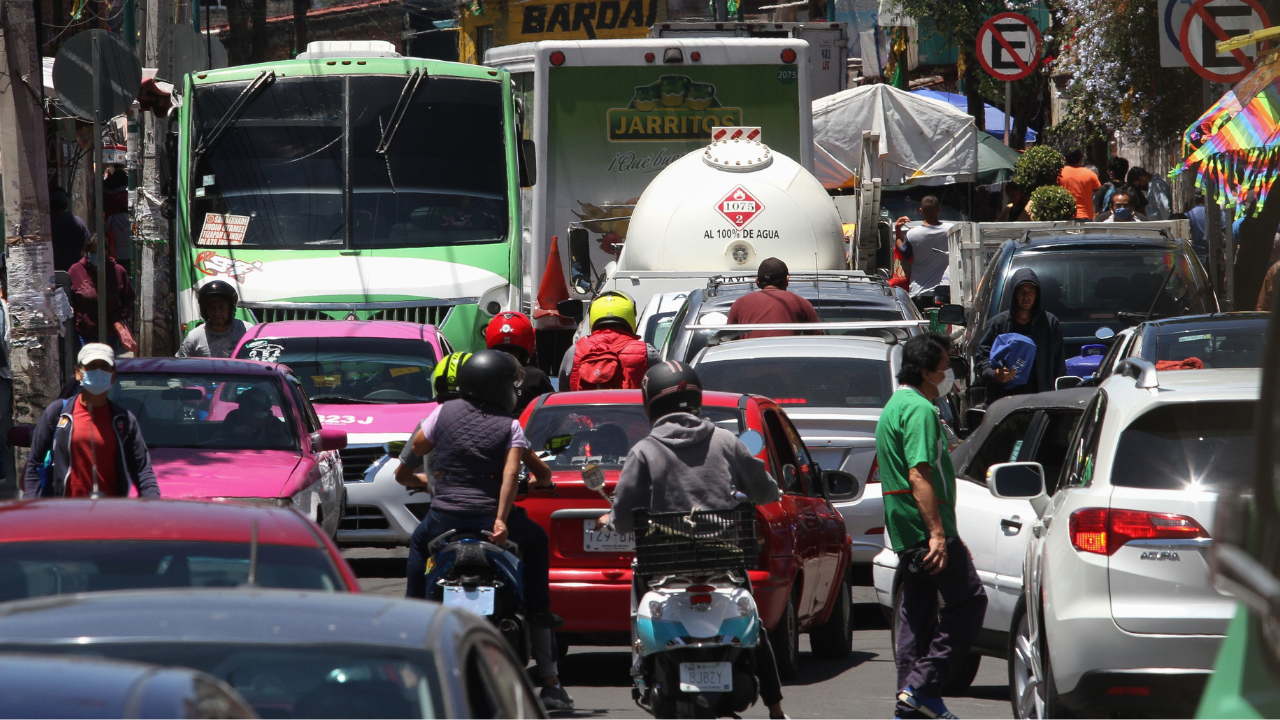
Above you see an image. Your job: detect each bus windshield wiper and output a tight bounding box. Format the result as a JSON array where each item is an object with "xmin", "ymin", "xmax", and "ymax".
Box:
[
  {"xmin": 193, "ymin": 70, "xmax": 276, "ymax": 169},
  {"xmin": 376, "ymin": 67, "xmax": 426, "ymax": 156}
]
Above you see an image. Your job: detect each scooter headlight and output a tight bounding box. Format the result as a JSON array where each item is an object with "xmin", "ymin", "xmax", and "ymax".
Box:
[
  {"xmin": 736, "ymin": 596, "xmax": 753, "ymax": 616},
  {"xmin": 648, "ymin": 600, "xmax": 663, "ymax": 620}
]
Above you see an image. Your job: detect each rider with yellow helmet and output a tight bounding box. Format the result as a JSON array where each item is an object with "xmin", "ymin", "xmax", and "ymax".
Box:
[{"xmin": 562, "ymin": 291, "xmax": 659, "ymax": 391}]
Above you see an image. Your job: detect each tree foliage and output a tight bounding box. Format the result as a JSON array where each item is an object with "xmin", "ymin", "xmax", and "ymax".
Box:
[
  {"xmin": 1014, "ymin": 145, "xmax": 1066, "ymax": 192},
  {"xmin": 1027, "ymin": 185, "xmax": 1078, "ymax": 220}
]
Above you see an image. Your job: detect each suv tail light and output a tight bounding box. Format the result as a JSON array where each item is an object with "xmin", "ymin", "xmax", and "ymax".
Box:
[
  {"xmin": 1069, "ymin": 508, "xmax": 1209, "ymax": 556},
  {"xmin": 867, "ymin": 456, "xmax": 880, "ymax": 484}
]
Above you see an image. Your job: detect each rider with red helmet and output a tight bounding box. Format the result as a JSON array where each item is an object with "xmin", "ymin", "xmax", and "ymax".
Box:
[{"xmin": 485, "ymin": 312, "xmax": 554, "ymax": 413}]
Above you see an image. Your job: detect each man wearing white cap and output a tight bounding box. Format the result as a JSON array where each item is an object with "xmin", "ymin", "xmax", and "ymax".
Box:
[{"xmin": 22, "ymin": 343, "xmax": 159, "ymax": 498}]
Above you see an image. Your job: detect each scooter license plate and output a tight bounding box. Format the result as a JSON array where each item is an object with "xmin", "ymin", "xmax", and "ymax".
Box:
[
  {"xmin": 678, "ymin": 662, "xmax": 733, "ymax": 693},
  {"xmin": 442, "ymin": 586, "xmax": 495, "ymax": 616},
  {"xmin": 582, "ymin": 520, "xmax": 635, "ymax": 552}
]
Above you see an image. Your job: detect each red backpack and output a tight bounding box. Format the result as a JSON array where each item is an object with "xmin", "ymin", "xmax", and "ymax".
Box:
[{"xmin": 576, "ymin": 345, "xmax": 627, "ymax": 389}]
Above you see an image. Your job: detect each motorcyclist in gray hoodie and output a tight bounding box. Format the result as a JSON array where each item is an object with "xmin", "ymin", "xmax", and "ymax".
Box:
[{"xmin": 597, "ymin": 360, "xmax": 787, "ymax": 719}]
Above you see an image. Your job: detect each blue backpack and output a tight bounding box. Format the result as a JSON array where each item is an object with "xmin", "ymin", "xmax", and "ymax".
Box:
[{"xmin": 990, "ymin": 333, "xmax": 1037, "ymax": 389}]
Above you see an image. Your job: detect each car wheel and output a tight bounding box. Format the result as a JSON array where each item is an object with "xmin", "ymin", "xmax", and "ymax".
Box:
[
  {"xmin": 556, "ymin": 633, "xmax": 570, "ymax": 663},
  {"xmin": 769, "ymin": 590, "xmax": 800, "ymax": 680},
  {"xmin": 809, "ymin": 577, "xmax": 852, "ymax": 659},
  {"xmin": 1009, "ymin": 600, "xmax": 1044, "ymax": 718}
]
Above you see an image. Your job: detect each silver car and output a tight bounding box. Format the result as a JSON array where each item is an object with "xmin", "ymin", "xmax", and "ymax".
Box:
[{"xmin": 692, "ymin": 335, "xmax": 899, "ymax": 564}]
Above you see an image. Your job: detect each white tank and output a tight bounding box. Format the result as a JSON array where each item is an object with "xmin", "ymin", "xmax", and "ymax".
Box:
[{"xmin": 615, "ymin": 135, "xmax": 846, "ymax": 274}]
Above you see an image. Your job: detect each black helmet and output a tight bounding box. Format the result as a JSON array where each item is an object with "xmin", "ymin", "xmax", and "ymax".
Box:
[
  {"xmin": 641, "ymin": 361, "xmax": 702, "ymax": 421},
  {"xmin": 458, "ymin": 349, "xmax": 520, "ymax": 414},
  {"xmin": 197, "ymin": 280, "xmax": 239, "ymax": 321}
]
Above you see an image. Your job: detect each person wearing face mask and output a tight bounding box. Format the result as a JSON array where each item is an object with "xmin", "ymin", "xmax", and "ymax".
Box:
[
  {"xmin": 974, "ymin": 268, "xmax": 1066, "ymax": 405},
  {"xmin": 1095, "ymin": 189, "xmax": 1146, "ymax": 223},
  {"xmin": 22, "ymin": 343, "xmax": 159, "ymax": 499},
  {"xmin": 875, "ymin": 333, "xmax": 986, "ymax": 720}
]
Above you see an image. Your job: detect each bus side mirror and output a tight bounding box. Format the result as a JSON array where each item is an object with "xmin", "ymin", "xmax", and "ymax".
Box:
[
  {"xmin": 558, "ymin": 299, "xmax": 584, "ymax": 323},
  {"xmin": 937, "ymin": 304, "xmax": 966, "ymax": 326},
  {"xmin": 519, "ymin": 138, "xmax": 537, "ymax": 187}
]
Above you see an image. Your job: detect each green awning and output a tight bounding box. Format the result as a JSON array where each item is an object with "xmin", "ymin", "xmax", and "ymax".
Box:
[{"xmin": 977, "ymin": 132, "xmax": 1022, "ymax": 185}]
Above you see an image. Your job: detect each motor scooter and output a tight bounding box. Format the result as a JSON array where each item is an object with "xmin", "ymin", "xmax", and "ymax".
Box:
[{"xmin": 585, "ymin": 430, "xmax": 767, "ymax": 719}]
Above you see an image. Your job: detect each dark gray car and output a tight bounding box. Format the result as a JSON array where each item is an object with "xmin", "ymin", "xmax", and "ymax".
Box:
[{"xmin": 0, "ymin": 589, "xmax": 547, "ymax": 719}]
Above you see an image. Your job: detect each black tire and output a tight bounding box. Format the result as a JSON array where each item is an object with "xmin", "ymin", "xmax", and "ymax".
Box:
[
  {"xmin": 809, "ymin": 577, "xmax": 852, "ymax": 659},
  {"xmin": 769, "ymin": 590, "xmax": 801, "ymax": 680},
  {"xmin": 555, "ymin": 633, "xmax": 570, "ymax": 663}
]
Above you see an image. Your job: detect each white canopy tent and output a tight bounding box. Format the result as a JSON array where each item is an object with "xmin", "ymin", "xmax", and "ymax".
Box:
[{"xmin": 813, "ymin": 83, "xmax": 978, "ymax": 187}]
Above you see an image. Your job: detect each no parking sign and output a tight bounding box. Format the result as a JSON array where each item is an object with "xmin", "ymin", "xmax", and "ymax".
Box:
[
  {"xmin": 1179, "ymin": 0, "xmax": 1271, "ymax": 82},
  {"xmin": 975, "ymin": 13, "xmax": 1042, "ymax": 82}
]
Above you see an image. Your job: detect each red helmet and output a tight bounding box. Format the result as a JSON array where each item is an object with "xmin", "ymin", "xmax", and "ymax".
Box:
[{"xmin": 485, "ymin": 312, "xmax": 535, "ymax": 362}]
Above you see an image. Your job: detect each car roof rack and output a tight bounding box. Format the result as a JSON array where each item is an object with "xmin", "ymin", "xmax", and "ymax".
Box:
[
  {"xmin": 704, "ymin": 271, "xmax": 885, "ymax": 297},
  {"xmin": 685, "ymin": 319, "xmax": 927, "ymax": 346},
  {"xmin": 1017, "ymin": 226, "xmax": 1176, "ymax": 245},
  {"xmin": 1115, "ymin": 357, "xmax": 1159, "ymax": 389}
]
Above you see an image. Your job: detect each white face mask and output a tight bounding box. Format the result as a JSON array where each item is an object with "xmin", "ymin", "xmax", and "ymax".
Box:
[{"xmin": 933, "ymin": 369, "xmax": 956, "ymax": 396}]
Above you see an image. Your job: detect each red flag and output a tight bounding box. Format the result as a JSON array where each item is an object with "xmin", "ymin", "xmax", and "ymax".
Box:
[{"xmin": 534, "ymin": 235, "xmax": 571, "ymax": 319}]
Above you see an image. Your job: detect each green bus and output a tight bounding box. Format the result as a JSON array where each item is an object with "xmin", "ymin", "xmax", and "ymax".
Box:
[{"xmin": 176, "ymin": 41, "xmax": 528, "ymax": 351}]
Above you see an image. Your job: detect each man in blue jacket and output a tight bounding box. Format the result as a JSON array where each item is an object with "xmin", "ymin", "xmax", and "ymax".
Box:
[
  {"xmin": 975, "ymin": 268, "xmax": 1066, "ymax": 405},
  {"xmin": 22, "ymin": 343, "xmax": 159, "ymax": 498}
]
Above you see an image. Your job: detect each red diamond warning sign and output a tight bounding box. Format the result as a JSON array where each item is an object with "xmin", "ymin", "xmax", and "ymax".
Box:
[{"xmin": 716, "ymin": 185, "xmax": 765, "ymax": 228}]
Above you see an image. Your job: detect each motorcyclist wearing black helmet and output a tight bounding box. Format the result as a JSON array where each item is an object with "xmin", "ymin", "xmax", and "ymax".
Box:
[
  {"xmin": 177, "ymin": 281, "xmax": 247, "ymax": 358},
  {"xmin": 597, "ymin": 361, "xmax": 789, "ymax": 719}
]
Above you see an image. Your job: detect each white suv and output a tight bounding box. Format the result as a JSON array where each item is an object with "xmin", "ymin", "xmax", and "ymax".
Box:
[{"xmin": 987, "ymin": 361, "xmax": 1257, "ymax": 718}]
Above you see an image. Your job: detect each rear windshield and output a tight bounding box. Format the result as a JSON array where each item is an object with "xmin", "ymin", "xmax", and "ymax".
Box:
[
  {"xmin": 1111, "ymin": 401, "xmax": 1254, "ymax": 490},
  {"xmin": 0, "ymin": 643, "xmax": 440, "ymax": 719},
  {"xmin": 696, "ymin": 356, "xmax": 893, "ymax": 408},
  {"xmin": 1007, "ymin": 249, "xmax": 1211, "ymax": 324},
  {"xmin": 236, "ymin": 337, "xmax": 437, "ymax": 404},
  {"xmin": 1149, "ymin": 322, "xmax": 1267, "ymax": 369},
  {"xmin": 524, "ymin": 404, "xmax": 744, "ymax": 469},
  {"xmin": 112, "ymin": 374, "xmax": 297, "ymax": 450},
  {"xmin": 0, "ymin": 541, "xmax": 343, "ymax": 602}
]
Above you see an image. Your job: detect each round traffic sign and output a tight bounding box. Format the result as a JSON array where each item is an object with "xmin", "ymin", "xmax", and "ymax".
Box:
[
  {"xmin": 52, "ymin": 30, "xmax": 142, "ymax": 123},
  {"xmin": 976, "ymin": 13, "xmax": 1043, "ymax": 82},
  {"xmin": 1180, "ymin": 0, "xmax": 1271, "ymax": 82}
]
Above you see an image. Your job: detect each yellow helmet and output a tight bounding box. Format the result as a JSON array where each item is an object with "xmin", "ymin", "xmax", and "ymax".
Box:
[
  {"xmin": 588, "ymin": 291, "xmax": 637, "ymax": 333},
  {"xmin": 432, "ymin": 352, "xmax": 471, "ymax": 399}
]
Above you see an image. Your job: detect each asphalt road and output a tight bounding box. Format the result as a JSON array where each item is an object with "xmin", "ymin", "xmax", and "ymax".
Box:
[{"xmin": 342, "ymin": 547, "xmax": 1013, "ymax": 719}]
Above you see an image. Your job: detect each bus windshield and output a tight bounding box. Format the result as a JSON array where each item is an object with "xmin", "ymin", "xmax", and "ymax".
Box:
[{"xmin": 189, "ymin": 74, "xmax": 508, "ymax": 250}]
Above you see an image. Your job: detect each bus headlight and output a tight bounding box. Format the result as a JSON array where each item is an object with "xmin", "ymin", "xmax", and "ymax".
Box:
[{"xmin": 479, "ymin": 284, "xmax": 511, "ymax": 317}]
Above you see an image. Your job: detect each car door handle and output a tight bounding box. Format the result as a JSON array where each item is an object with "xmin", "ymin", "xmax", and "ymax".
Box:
[{"xmin": 1000, "ymin": 518, "xmax": 1023, "ymax": 532}]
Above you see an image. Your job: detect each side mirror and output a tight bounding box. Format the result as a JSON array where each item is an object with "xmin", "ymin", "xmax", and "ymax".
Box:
[
  {"xmin": 822, "ymin": 469, "xmax": 860, "ymax": 502},
  {"xmin": 568, "ymin": 227, "xmax": 593, "ymax": 294},
  {"xmin": 7, "ymin": 424, "xmax": 33, "ymax": 449},
  {"xmin": 738, "ymin": 429, "xmax": 764, "ymax": 456},
  {"xmin": 557, "ymin": 299, "xmax": 584, "ymax": 323},
  {"xmin": 544, "ymin": 433, "xmax": 572, "ymax": 453},
  {"xmin": 518, "ymin": 138, "xmax": 537, "ymax": 187},
  {"xmin": 936, "ymin": 304, "xmax": 967, "ymax": 326},
  {"xmin": 581, "ymin": 462, "xmax": 606, "ymax": 492},
  {"xmin": 987, "ymin": 461, "xmax": 1049, "ymax": 516},
  {"xmin": 313, "ymin": 428, "xmax": 348, "ymax": 452},
  {"xmin": 1095, "ymin": 326, "xmax": 1116, "ymax": 340},
  {"xmin": 384, "ymin": 439, "xmax": 406, "ymax": 456},
  {"xmin": 1055, "ymin": 376, "xmax": 1082, "ymax": 390},
  {"xmin": 963, "ymin": 408, "xmax": 986, "ymax": 432}
]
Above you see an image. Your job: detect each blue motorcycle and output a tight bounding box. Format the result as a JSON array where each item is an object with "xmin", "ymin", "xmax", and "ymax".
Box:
[{"xmin": 424, "ymin": 528, "xmax": 530, "ymax": 661}]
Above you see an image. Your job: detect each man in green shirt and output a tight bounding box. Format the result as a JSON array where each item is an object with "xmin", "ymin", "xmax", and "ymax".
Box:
[{"xmin": 875, "ymin": 332, "xmax": 987, "ymax": 719}]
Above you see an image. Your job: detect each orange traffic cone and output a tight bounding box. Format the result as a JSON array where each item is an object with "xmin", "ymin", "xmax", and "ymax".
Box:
[{"xmin": 534, "ymin": 235, "xmax": 571, "ymax": 321}]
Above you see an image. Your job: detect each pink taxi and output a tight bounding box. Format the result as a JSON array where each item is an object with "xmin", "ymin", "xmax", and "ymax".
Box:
[{"xmin": 233, "ymin": 320, "xmax": 446, "ymax": 545}]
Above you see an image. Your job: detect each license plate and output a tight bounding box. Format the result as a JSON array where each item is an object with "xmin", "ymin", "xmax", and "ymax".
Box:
[
  {"xmin": 679, "ymin": 662, "xmax": 733, "ymax": 693},
  {"xmin": 442, "ymin": 586, "xmax": 495, "ymax": 616},
  {"xmin": 583, "ymin": 520, "xmax": 635, "ymax": 552}
]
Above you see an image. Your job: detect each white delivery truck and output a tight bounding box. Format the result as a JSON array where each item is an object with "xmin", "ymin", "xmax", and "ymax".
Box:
[
  {"xmin": 649, "ymin": 22, "xmax": 850, "ymax": 100},
  {"xmin": 484, "ymin": 38, "xmax": 814, "ymax": 332}
]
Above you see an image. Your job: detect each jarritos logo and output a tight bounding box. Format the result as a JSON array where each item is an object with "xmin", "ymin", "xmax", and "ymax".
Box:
[{"xmin": 608, "ymin": 75, "xmax": 743, "ymax": 142}]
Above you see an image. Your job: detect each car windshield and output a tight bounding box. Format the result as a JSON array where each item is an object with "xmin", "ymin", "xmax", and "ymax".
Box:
[
  {"xmin": 0, "ymin": 541, "xmax": 343, "ymax": 601},
  {"xmin": 1148, "ymin": 320, "xmax": 1267, "ymax": 369},
  {"xmin": 697, "ymin": 356, "xmax": 893, "ymax": 408},
  {"xmin": 236, "ymin": 337, "xmax": 437, "ymax": 404},
  {"xmin": 1111, "ymin": 401, "xmax": 1254, "ymax": 490},
  {"xmin": 524, "ymin": 404, "xmax": 744, "ymax": 469},
  {"xmin": 110, "ymin": 373, "xmax": 298, "ymax": 450},
  {"xmin": 1007, "ymin": 248, "xmax": 1211, "ymax": 324},
  {"xmin": 190, "ymin": 75, "xmax": 508, "ymax": 249},
  {"xmin": 0, "ymin": 643, "xmax": 439, "ymax": 719}
]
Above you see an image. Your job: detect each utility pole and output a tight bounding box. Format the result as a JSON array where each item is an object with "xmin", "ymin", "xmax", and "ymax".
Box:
[
  {"xmin": 136, "ymin": 0, "xmax": 175, "ymax": 356},
  {"xmin": 0, "ymin": 0, "xmax": 63, "ymax": 497}
]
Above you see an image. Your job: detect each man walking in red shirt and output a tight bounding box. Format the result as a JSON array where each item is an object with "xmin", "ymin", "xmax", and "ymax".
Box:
[{"xmin": 727, "ymin": 258, "xmax": 818, "ymax": 338}]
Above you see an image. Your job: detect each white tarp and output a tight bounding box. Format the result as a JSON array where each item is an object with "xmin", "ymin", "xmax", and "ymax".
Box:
[{"xmin": 813, "ymin": 83, "xmax": 978, "ymax": 186}]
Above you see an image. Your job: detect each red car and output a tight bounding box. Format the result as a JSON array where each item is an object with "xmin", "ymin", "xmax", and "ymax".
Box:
[
  {"xmin": 517, "ymin": 389, "xmax": 855, "ymax": 677},
  {"xmin": 0, "ymin": 499, "xmax": 360, "ymax": 602}
]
